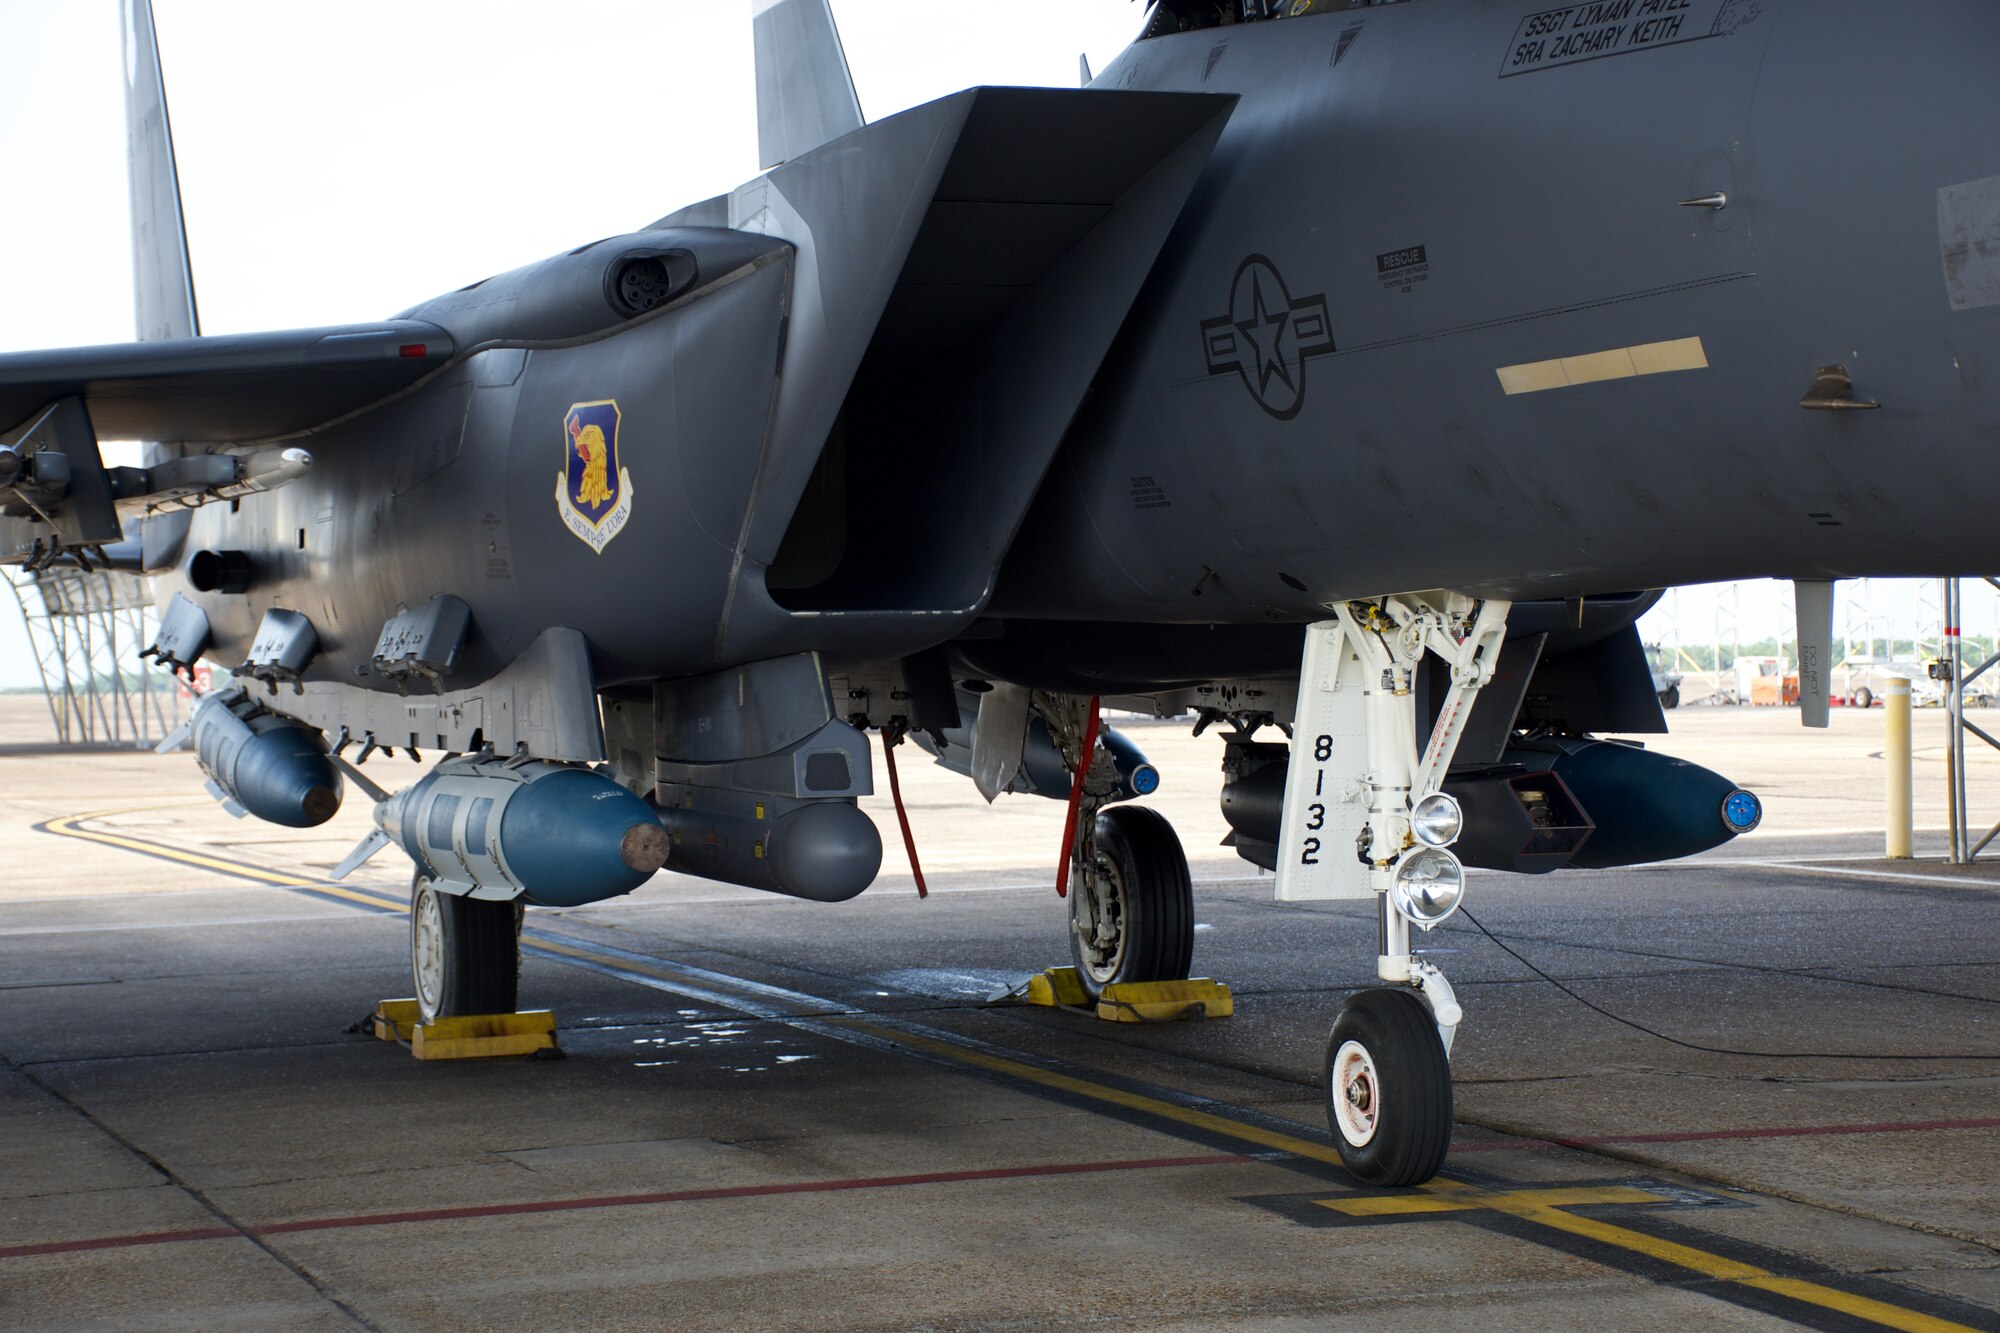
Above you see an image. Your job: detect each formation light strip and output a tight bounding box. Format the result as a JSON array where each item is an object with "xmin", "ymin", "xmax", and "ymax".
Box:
[{"xmin": 1498, "ymin": 336, "xmax": 1708, "ymax": 396}]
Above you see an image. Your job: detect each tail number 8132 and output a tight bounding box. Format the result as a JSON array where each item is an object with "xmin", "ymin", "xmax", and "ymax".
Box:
[{"xmin": 1301, "ymin": 733, "xmax": 1333, "ymax": 865}]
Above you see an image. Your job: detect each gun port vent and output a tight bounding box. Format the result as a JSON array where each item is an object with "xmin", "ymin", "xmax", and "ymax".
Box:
[{"xmin": 613, "ymin": 258, "xmax": 676, "ymax": 315}]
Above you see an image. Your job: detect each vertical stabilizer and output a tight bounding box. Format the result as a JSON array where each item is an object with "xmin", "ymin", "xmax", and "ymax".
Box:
[
  {"xmin": 753, "ymin": 0, "xmax": 863, "ymax": 169},
  {"xmin": 122, "ymin": 0, "xmax": 199, "ymax": 342},
  {"xmin": 122, "ymin": 0, "xmax": 198, "ymax": 569}
]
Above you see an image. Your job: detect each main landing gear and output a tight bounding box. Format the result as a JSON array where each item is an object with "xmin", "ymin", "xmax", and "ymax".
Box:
[
  {"xmin": 1043, "ymin": 695, "xmax": 1197, "ymax": 1002},
  {"xmin": 1069, "ymin": 805, "xmax": 1195, "ymax": 1001},
  {"xmin": 1273, "ymin": 595, "xmax": 1510, "ymax": 1185},
  {"xmin": 410, "ymin": 875, "xmax": 520, "ymax": 1022}
]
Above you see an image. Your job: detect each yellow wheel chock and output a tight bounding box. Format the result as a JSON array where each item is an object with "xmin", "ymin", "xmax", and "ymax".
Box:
[
  {"xmin": 1003, "ymin": 967, "xmax": 1233, "ymax": 1023},
  {"xmin": 371, "ymin": 998, "xmax": 560, "ymax": 1060}
]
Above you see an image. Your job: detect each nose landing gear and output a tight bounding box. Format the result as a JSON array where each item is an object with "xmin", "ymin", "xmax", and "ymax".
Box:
[
  {"xmin": 1273, "ymin": 594, "xmax": 1511, "ymax": 1185},
  {"xmin": 1326, "ymin": 986, "xmax": 1454, "ymax": 1185}
]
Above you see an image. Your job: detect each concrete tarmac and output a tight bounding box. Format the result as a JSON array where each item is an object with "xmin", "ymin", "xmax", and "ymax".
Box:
[{"xmin": 2, "ymin": 698, "xmax": 1998, "ymax": 1330}]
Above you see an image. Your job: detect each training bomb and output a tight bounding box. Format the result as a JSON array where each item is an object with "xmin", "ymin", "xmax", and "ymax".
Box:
[
  {"xmin": 373, "ymin": 756, "xmax": 669, "ymax": 907},
  {"xmin": 178, "ymin": 687, "xmax": 343, "ymax": 828}
]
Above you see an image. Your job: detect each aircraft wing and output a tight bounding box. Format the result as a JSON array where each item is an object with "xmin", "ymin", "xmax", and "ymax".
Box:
[{"xmin": 0, "ymin": 320, "xmax": 454, "ymax": 445}]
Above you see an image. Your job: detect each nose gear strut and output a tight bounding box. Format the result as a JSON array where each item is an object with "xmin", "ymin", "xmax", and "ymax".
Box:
[{"xmin": 1274, "ymin": 593, "xmax": 1511, "ymax": 1185}]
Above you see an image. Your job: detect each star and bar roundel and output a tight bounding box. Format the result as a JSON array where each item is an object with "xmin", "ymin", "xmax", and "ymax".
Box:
[{"xmin": 1200, "ymin": 255, "xmax": 1336, "ymax": 420}]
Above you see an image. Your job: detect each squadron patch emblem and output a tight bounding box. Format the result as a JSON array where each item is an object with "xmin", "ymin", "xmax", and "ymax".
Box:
[{"xmin": 555, "ymin": 400, "xmax": 632, "ymax": 553}]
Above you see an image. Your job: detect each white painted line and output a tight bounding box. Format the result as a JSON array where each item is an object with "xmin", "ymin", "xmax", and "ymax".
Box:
[
  {"xmin": 1729, "ymin": 861, "xmax": 2000, "ymax": 891},
  {"xmin": 0, "ymin": 911, "xmax": 368, "ymax": 936}
]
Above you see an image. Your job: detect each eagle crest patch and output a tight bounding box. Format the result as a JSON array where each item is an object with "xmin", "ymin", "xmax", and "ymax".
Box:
[{"xmin": 555, "ymin": 400, "xmax": 632, "ymax": 553}]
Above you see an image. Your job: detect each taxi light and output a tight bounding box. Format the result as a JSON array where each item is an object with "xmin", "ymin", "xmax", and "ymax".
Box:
[
  {"xmin": 1410, "ymin": 791, "xmax": 1464, "ymax": 848},
  {"xmin": 1390, "ymin": 847, "xmax": 1466, "ymax": 929}
]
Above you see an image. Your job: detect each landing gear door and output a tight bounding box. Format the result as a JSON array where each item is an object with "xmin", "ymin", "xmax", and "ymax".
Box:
[{"xmin": 1274, "ymin": 621, "xmax": 1374, "ymax": 901}]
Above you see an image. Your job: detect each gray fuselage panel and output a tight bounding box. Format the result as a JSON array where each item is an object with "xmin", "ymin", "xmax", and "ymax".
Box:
[{"xmin": 994, "ymin": 0, "xmax": 2000, "ymax": 622}]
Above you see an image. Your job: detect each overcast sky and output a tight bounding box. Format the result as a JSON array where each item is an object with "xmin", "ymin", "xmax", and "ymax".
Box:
[
  {"xmin": 0, "ymin": 0, "xmax": 1145, "ymax": 687},
  {"xmin": 0, "ymin": 1, "xmax": 1986, "ymax": 692}
]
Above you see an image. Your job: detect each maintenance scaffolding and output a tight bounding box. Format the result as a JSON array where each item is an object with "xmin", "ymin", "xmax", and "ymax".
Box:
[
  {"xmin": 1940, "ymin": 576, "xmax": 2000, "ymax": 864},
  {"xmin": 5, "ymin": 567, "xmax": 180, "ymax": 747}
]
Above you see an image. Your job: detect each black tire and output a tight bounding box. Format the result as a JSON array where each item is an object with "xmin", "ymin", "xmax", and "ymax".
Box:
[
  {"xmin": 1068, "ymin": 805, "xmax": 1194, "ymax": 1001},
  {"xmin": 410, "ymin": 876, "xmax": 520, "ymax": 1022},
  {"xmin": 1659, "ymin": 683, "xmax": 1680, "ymax": 710},
  {"xmin": 1853, "ymin": 686, "xmax": 1873, "ymax": 709},
  {"xmin": 1324, "ymin": 988, "xmax": 1453, "ymax": 1187}
]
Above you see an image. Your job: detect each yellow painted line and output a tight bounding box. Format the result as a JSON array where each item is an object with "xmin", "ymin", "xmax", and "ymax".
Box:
[
  {"xmin": 846, "ymin": 1023, "xmax": 1983, "ymax": 1333},
  {"xmin": 1321, "ymin": 1194, "xmax": 1472, "ymax": 1217},
  {"xmin": 1495, "ymin": 1185, "xmax": 1665, "ymax": 1208},
  {"xmin": 528, "ymin": 936, "xmax": 702, "ymax": 983},
  {"xmin": 1464, "ymin": 1193, "xmax": 1982, "ymax": 1331},
  {"xmin": 39, "ymin": 811, "xmax": 404, "ymax": 912},
  {"xmin": 1498, "ymin": 336, "xmax": 1708, "ymax": 396},
  {"xmin": 1491, "ymin": 1199, "xmax": 1768, "ymax": 1281},
  {"xmin": 44, "ymin": 813, "xmax": 326, "ymax": 887},
  {"xmin": 1740, "ymin": 1278, "xmax": 1988, "ymax": 1333},
  {"xmin": 1321, "ymin": 1185, "xmax": 1661, "ymax": 1219},
  {"xmin": 35, "ymin": 810, "xmax": 1987, "ymax": 1333},
  {"xmin": 846, "ymin": 1020, "xmax": 1349, "ymax": 1165}
]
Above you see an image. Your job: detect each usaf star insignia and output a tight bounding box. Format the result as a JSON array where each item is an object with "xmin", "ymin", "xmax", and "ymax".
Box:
[{"xmin": 1201, "ymin": 255, "xmax": 1335, "ymax": 420}]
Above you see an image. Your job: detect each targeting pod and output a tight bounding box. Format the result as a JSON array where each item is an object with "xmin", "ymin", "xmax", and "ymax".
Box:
[
  {"xmin": 1443, "ymin": 736, "xmax": 1759, "ymax": 873},
  {"xmin": 337, "ymin": 755, "xmax": 668, "ymax": 907},
  {"xmin": 1217, "ymin": 733, "xmax": 1759, "ymax": 875},
  {"xmin": 165, "ymin": 687, "xmax": 342, "ymax": 828}
]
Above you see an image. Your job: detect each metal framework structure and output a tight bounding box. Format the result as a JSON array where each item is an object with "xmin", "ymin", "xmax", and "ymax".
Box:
[
  {"xmin": 5, "ymin": 567, "xmax": 179, "ymax": 746},
  {"xmin": 1941, "ymin": 576, "xmax": 2000, "ymax": 864}
]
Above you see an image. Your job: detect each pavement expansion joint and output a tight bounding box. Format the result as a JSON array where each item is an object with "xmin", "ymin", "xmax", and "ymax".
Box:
[{"xmin": 3, "ymin": 1048, "xmax": 383, "ymax": 1329}]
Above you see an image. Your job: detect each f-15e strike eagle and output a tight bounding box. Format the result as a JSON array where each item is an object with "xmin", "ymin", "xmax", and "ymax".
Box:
[{"xmin": 4, "ymin": 0, "xmax": 1995, "ymax": 1186}]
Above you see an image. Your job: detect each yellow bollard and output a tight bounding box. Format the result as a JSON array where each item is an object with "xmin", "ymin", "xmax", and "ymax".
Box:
[{"xmin": 1885, "ymin": 677, "xmax": 1913, "ymax": 859}]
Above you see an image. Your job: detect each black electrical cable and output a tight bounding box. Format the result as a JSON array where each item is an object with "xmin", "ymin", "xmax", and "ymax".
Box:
[{"xmin": 1457, "ymin": 906, "xmax": 2000, "ymax": 1061}]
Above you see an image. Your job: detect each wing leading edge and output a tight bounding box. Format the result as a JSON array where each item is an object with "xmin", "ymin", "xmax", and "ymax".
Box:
[{"xmin": 0, "ymin": 321, "xmax": 454, "ymax": 445}]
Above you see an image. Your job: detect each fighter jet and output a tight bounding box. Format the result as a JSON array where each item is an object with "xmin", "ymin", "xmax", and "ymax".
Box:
[{"xmin": 4, "ymin": 0, "xmax": 1995, "ymax": 1186}]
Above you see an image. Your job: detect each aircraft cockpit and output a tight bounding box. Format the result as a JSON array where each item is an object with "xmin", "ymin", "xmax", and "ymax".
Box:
[{"xmin": 1142, "ymin": 0, "xmax": 1406, "ymax": 38}]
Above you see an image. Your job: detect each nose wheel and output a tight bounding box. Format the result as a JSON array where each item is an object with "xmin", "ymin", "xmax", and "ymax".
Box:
[
  {"xmin": 410, "ymin": 876, "xmax": 521, "ymax": 1022},
  {"xmin": 1325, "ymin": 987, "xmax": 1453, "ymax": 1186},
  {"xmin": 1068, "ymin": 805, "xmax": 1194, "ymax": 1001}
]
